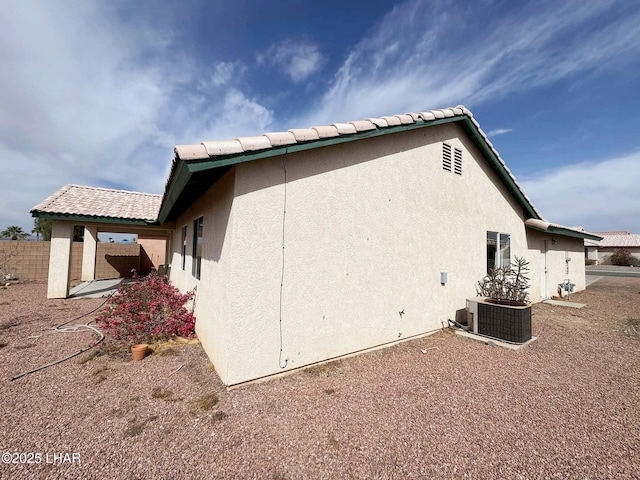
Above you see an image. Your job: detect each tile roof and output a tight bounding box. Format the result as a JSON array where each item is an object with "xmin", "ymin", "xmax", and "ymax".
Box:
[
  {"xmin": 174, "ymin": 107, "xmax": 470, "ymax": 161},
  {"xmin": 31, "ymin": 184, "xmax": 161, "ymax": 222},
  {"xmin": 593, "ymin": 231, "xmax": 631, "ymax": 236},
  {"xmin": 167, "ymin": 105, "xmax": 545, "ymax": 222},
  {"xmin": 591, "ymin": 233, "xmax": 640, "ymax": 248},
  {"xmin": 524, "ymin": 219, "xmax": 602, "ymax": 241}
]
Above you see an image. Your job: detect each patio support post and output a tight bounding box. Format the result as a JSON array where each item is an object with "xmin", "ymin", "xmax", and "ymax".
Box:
[
  {"xmin": 81, "ymin": 226, "xmax": 97, "ymax": 281},
  {"xmin": 47, "ymin": 220, "xmax": 73, "ymax": 299}
]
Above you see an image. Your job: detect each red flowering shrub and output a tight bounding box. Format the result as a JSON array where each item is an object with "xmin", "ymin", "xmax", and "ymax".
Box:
[{"xmin": 96, "ymin": 270, "xmax": 196, "ymax": 350}]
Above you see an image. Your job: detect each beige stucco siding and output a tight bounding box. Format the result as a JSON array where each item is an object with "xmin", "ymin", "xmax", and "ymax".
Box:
[
  {"xmin": 137, "ymin": 235, "xmax": 167, "ymax": 272},
  {"xmin": 169, "ymin": 169, "xmax": 235, "ymax": 382},
  {"xmin": 218, "ymin": 124, "xmax": 531, "ymax": 385},
  {"xmin": 526, "ymin": 230, "xmax": 586, "ymax": 299},
  {"xmin": 168, "ymin": 123, "xmax": 589, "ymax": 386}
]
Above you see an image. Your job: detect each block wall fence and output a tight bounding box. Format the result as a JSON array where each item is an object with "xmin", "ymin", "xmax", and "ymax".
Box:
[{"xmin": 0, "ymin": 241, "xmax": 142, "ymax": 283}]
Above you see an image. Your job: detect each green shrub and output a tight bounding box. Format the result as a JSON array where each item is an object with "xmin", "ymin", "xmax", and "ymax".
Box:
[
  {"xmin": 585, "ymin": 258, "xmax": 597, "ymax": 266},
  {"xmin": 610, "ymin": 248, "xmax": 634, "ymax": 266},
  {"xmin": 96, "ymin": 270, "xmax": 196, "ymax": 351}
]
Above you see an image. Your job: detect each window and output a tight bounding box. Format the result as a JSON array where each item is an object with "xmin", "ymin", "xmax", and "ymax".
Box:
[
  {"xmin": 487, "ymin": 231, "xmax": 510, "ymax": 272},
  {"xmin": 180, "ymin": 226, "xmax": 187, "ymax": 270},
  {"xmin": 192, "ymin": 217, "xmax": 203, "ymax": 279}
]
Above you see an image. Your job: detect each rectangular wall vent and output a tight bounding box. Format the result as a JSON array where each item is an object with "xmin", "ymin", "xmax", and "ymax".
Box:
[
  {"xmin": 443, "ymin": 143, "xmax": 452, "ymax": 172},
  {"xmin": 454, "ymin": 148, "xmax": 462, "ymax": 175}
]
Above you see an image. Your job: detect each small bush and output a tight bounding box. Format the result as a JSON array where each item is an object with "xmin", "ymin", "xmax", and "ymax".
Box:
[
  {"xmin": 96, "ymin": 270, "xmax": 196, "ymax": 350},
  {"xmin": 476, "ymin": 256, "xmax": 531, "ymax": 304},
  {"xmin": 610, "ymin": 248, "xmax": 634, "ymax": 266},
  {"xmin": 151, "ymin": 386, "xmax": 174, "ymax": 400},
  {"xmin": 191, "ymin": 393, "xmax": 219, "ymax": 411},
  {"xmin": 585, "ymin": 258, "xmax": 597, "ymax": 266}
]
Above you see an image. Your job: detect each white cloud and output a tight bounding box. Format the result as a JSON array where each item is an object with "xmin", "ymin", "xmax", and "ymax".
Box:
[
  {"xmin": 2, "ymin": 0, "xmax": 638, "ymax": 235},
  {"xmin": 520, "ymin": 152, "xmax": 640, "ymax": 233},
  {"xmin": 206, "ymin": 61, "xmax": 247, "ymax": 88},
  {"xmin": 0, "ymin": 1, "xmax": 176, "ymax": 229},
  {"xmin": 197, "ymin": 89, "xmax": 273, "ymax": 141},
  {"xmin": 296, "ymin": 0, "xmax": 640, "ymax": 126},
  {"xmin": 488, "ymin": 128, "xmax": 513, "ymax": 137},
  {"xmin": 0, "ymin": 1, "xmax": 272, "ymax": 231},
  {"xmin": 260, "ymin": 40, "xmax": 325, "ymax": 83}
]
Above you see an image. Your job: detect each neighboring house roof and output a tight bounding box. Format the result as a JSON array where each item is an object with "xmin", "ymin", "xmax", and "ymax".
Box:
[
  {"xmin": 525, "ymin": 219, "xmax": 602, "ymax": 241},
  {"xmin": 31, "ymin": 184, "xmax": 161, "ymax": 225},
  {"xmin": 594, "ymin": 231, "xmax": 631, "ymax": 236},
  {"xmin": 587, "ymin": 233, "xmax": 640, "ymax": 248}
]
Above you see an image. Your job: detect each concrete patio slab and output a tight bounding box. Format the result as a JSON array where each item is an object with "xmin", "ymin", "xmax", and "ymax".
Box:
[
  {"xmin": 68, "ymin": 278, "xmax": 130, "ymax": 299},
  {"xmin": 454, "ymin": 330, "xmax": 538, "ymax": 351},
  {"xmin": 586, "ymin": 275, "xmax": 603, "ymax": 286},
  {"xmin": 543, "ymin": 299, "xmax": 586, "ymax": 308}
]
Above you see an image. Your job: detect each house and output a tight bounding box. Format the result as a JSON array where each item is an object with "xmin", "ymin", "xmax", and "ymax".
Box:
[
  {"xmin": 30, "ymin": 185, "xmax": 171, "ymax": 297},
  {"xmin": 585, "ymin": 231, "xmax": 640, "ymax": 264},
  {"xmin": 32, "ymin": 106, "xmax": 601, "ymax": 386}
]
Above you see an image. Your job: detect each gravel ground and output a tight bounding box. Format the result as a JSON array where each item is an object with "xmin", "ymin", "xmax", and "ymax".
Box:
[{"xmin": 1, "ymin": 278, "xmax": 639, "ymax": 479}]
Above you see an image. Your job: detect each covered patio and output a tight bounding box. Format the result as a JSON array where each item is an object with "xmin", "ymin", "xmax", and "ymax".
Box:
[{"xmin": 30, "ymin": 184, "xmax": 173, "ymax": 299}]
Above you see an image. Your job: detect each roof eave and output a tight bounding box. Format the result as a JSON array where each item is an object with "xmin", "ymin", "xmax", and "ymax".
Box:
[
  {"xmin": 158, "ymin": 111, "xmax": 544, "ymax": 226},
  {"xmin": 30, "ymin": 211, "xmax": 160, "ymax": 226},
  {"xmin": 458, "ymin": 117, "xmax": 539, "ymax": 221},
  {"xmin": 158, "ymin": 117, "xmax": 459, "ymax": 223},
  {"xmin": 157, "ymin": 159, "xmax": 193, "ymax": 224},
  {"xmin": 526, "ymin": 223, "xmax": 603, "ymax": 241}
]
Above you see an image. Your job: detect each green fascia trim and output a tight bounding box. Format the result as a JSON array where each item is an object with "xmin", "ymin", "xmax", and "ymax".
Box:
[
  {"xmin": 31, "ymin": 211, "xmax": 159, "ymax": 226},
  {"xmin": 186, "ymin": 118, "xmax": 455, "ymax": 173},
  {"xmin": 526, "ymin": 224, "xmax": 603, "ymax": 241},
  {"xmin": 458, "ymin": 117, "xmax": 539, "ymax": 220},
  {"xmin": 157, "ymin": 160, "xmax": 192, "ymax": 223},
  {"xmin": 546, "ymin": 226, "xmax": 603, "ymax": 241},
  {"xmin": 158, "ymin": 118, "xmax": 453, "ymax": 223},
  {"xmin": 158, "ymin": 114, "xmax": 542, "ymax": 224}
]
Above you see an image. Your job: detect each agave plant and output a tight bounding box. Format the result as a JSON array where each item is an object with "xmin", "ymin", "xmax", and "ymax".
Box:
[{"xmin": 476, "ymin": 256, "xmax": 530, "ymax": 304}]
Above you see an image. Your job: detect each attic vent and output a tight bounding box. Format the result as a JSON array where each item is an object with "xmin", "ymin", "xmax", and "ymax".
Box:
[
  {"xmin": 454, "ymin": 148, "xmax": 462, "ymax": 175},
  {"xmin": 442, "ymin": 143, "xmax": 452, "ymax": 172}
]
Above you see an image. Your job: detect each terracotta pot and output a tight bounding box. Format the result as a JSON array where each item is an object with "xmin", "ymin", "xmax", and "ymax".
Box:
[{"xmin": 131, "ymin": 343, "xmax": 150, "ymax": 361}]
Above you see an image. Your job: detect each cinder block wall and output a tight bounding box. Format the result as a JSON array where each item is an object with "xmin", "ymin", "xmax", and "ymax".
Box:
[
  {"xmin": 0, "ymin": 241, "xmax": 140, "ymax": 281},
  {"xmin": 96, "ymin": 243, "xmax": 140, "ymax": 278}
]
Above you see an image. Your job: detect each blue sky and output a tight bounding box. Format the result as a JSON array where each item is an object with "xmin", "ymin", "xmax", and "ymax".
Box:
[{"xmin": 1, "ymin": 0, "xmax": 640, "ymax": 235}]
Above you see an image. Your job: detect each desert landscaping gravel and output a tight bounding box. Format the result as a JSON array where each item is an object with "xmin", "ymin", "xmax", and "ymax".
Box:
[{"xmin": 1, "ymin": 276, "xmax": 639, "ymax": 479}]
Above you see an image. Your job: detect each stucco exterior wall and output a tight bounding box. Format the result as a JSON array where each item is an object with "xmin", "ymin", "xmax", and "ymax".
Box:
[
  {"xmin": 169, "ymin": 123, "xmax": 590, "ymax": 386},
  {"xmin": 585, "ymin": 246, "xmax": 599, "ymax": 263},
  {"xmin": 137, "ymin": 235, "xmax": 167, "ymax": 273},
  {"xmin": 526, "ymin": 231, "xmax": 586, "ymax": 299},
  {"xmin": 185, "ymin": 123, "xmax": 544, "ymax": 385},
  {"xmin": 169, "ymin": 169, "xmax": 235, "ymax": 383}
]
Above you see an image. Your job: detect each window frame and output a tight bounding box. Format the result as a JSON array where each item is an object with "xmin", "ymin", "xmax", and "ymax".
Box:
[
  {"xmin": 487, "ymin": 231, "xmax": 511, "ymax": 273},
  {"xmin": 180, "ymin": 225, "xmax": 187, "ymax": 270},
  {"xmin": 192, "ymin": 216, "xmax": 203, "ymax": 279}
]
